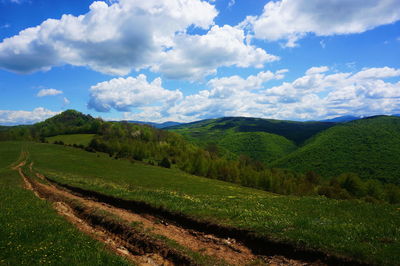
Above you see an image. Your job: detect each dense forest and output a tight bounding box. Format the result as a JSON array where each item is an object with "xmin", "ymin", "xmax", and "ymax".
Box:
[{"xmin": 1, "ymin": 110, "xmax": 399, "ymax": 203}]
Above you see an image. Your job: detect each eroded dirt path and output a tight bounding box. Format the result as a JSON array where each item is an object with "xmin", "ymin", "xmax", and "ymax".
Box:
[
  {"xmin": 15, "ymin": 156, "xmax": 324, "ymax": 266},
  {"xmin": 36, "ymin": 173, "xmax": 258, "ymax": 265}
]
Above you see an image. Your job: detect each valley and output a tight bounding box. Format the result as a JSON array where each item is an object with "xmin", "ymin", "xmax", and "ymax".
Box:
[{"xmin": 1, "ymin": 111, "xmax": 400, "ymax": 265}]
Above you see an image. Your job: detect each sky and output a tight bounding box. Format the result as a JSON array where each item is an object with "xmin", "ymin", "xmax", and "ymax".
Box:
[{"xmin": 0, "ymin": 0, "xmax": 399, "ymax": 125}]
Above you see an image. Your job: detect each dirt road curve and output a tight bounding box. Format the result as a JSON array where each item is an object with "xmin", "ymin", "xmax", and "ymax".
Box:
[{"xmin": 15, "ymin": 157, "xmax": 325, "ymax": 266}]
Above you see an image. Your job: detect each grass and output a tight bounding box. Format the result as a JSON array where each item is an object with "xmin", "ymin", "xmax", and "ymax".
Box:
[
  {"xmin": 22, "ymin": 141, "xmax": 400, "ymax": 265},
  {"xmin": 0, "ymin": 142, "xmax": 131, "ymax": 265},
  {"xmin": 46, "ymin": 134, "xmax": 95, "ymax": 146}
]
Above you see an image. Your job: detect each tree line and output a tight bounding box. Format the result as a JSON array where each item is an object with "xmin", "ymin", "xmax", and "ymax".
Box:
[{"xmin": 1, "ymin": 110, "xmax": 399, "ymax": 204}]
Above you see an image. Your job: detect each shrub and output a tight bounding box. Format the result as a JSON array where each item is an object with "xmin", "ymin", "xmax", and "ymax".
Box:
[{"xmin": 159, "ymin": 157, "xmax": 171, "ymax": 168}]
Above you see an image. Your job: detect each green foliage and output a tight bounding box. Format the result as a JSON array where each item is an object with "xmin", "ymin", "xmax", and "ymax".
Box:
[
  {"xmin": 273, "ymin": 116, "xmax": 400, "ymax": 184},
  {"xmin": 168, "ymin": 117, "xmax": 335, "ymax": 145},
  {"xmin": 23, "ymin": 142, "xmax": 400, "ymax": 266},
  {"xmin": 167, "ymin": 117, "xmax": 333, "ymax": 164}
]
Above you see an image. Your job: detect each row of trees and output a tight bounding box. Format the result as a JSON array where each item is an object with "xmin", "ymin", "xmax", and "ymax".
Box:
[
  {"xmin": 2, "ymin": 110, "xmax": 399, "ymax": 204},
  {"xmin": 89, "ymin": 122, "xmax": 400, "ymax": 204}
]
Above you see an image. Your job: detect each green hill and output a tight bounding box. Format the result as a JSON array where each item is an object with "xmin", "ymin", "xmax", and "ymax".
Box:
[
  {"xmin": 0, "ymin": 110, "xmax": 101, "ymax": 141},
  {"xmin": 272, "ymin": 116, "xmax": 400, "ymax": 184},
  {"xmin": 167, "ymin": 117, "xmax": 334, "ymax": 164}
]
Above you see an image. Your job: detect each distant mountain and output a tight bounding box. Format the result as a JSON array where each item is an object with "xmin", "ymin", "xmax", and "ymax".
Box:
[
  {"xmin": 321, "ymin": 115, "xmax": 361, "ymax": 123},
  {"xmin": 272, "ymin": 116, "xmax": 400, "ymax": 184},
  {"xmin": 120, "ymin": 120, "xmax": 182, "ymax": 129},
  {"xmin": 167, "ymin": 117, "xmax": 335, "ymax": 164}
]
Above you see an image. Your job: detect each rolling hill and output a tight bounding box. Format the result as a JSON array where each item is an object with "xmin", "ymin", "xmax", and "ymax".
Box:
[
  {"xmin": 272, "ymin": 116, "xmax": 400, "ymax": 184},
  {"xmin": 167, "ymin": 117, "xmax": 334, "ymax": 164}
]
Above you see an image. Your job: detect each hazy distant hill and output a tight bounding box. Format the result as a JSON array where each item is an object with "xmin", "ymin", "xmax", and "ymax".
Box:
[
  {"xmin": 121, "ymin": 120, "xmax": 182, "ymax": 128},
  {"xmin": 321, "ymin": 115, "xmax": 361, "ymax": 123},
  {"xmin": 272, "ymin": 116, "xmax": 400, "ymax": 184}
]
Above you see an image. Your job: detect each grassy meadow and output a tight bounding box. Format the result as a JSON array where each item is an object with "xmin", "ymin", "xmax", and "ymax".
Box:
[
  {"xmin": 46, "ymin": 134, "xmax": 95, "ymax": 147},
  {"xmin": 0, "ymin": 142, "xmax": 130, "ymax": 265},
  {"xmin": 22, "ymin": 141, "xmax": 400, "ymax": 265}
]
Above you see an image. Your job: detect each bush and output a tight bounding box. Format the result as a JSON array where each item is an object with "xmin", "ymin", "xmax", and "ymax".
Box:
[
  {"xmin": 384, "ymin": 184, "xmax": 400, "ymax": 204},
  {"xmin": 318, "ymin": 185, "xmax": 352, "ymax": 200},
  {"xmin": 159, "ymin": 157, "xmax": 171, "ymax": 168},
  {"xmin": 337, "ymin": 173, "xmax": 365, "ymax": 197}
]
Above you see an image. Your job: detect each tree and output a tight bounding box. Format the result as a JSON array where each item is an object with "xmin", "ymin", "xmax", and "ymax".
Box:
[{"xmin": 337, "ymin": 173, "xmax": 365, "ymax": 197}]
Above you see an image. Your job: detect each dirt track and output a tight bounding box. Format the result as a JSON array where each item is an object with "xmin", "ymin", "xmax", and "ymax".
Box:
[{"xmin": 14, "ymin": 155, "xmax": 353, "ymax": 266}]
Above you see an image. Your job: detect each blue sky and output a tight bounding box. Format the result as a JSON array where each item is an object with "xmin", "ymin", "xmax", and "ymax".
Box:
[{"xmin": 0, "ymin": 0, "xmax": 399, "ymax": 125}]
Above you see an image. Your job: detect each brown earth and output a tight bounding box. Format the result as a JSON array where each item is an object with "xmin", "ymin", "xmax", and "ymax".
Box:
[{"xmin": 13, "ymin": 155, "xmax": 355, "ymax": 266}]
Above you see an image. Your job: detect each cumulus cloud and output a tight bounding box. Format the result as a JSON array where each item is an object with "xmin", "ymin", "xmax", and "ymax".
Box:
[
  {"xmin": 116, "ymin": 67, "xmax": 400, "ymax": 122},
  {"xmin": 0, "ymin": 107, "xmax": 59, "ymax": 125},
  {"xmin": 88, "ymin": 74, "xmax": 182, "ymax": 112},
  {"xmin": 0, "ymin": 0, "xmax": 278, "ymax": 80},
  {"xmin": 0, "ymin": 0, "xmax": 218, "ymax": 76},
  {"xmin": 153, "ymin": 25, "xmax": 279, "ymax": 80},
  {"xmin": 37, "ymin": 88, "xmax": 63, "ymax": 97},
  {"xmin": 241, "ymin": 0, "xmax": 400, "ymax": 47},
  {"xmin": 154, "ymin": 25, "xmax": 278, "ymax": 80}
]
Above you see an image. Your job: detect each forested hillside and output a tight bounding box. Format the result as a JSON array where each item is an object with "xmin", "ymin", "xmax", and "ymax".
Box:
[
  {"xmin": 167, "ymin": 117, "xmax": 334, "ymax": 163},
  {"xmin": 272, "ymin": 116, "xmax": 400, "ymax": 184},
  {"xmin": 1, "ymin": 110, "xmax": 400, "ymax": 203}
]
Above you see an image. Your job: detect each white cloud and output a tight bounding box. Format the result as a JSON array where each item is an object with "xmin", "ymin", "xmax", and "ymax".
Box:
[
  {"xmin": 352, "ymin": 67, "xmax": 400, "ymax": 79},
  {"xmin": 88, "ymin": 74, "xmax": 182, "ymax": 112},
  {"xmin": 0, "ymin": 107, "xmax": 59, "ymax": 125},
  {"xmin": 305, "ymin": 66, "xmax": 329, "ymax": 75},
  {"xmin": 63, "ymin": 97, "xmax": 70, "ymax": 106},
  {"xmin": 242, "ymin": 0, "xmax": 400, "ymax": 47},
  {"xmin": 0, "ymin": 0, "xmax": 218, "ymax": 76},
  {"xmin": 117, "ymin": 66, "xmax": 400, "ymax": 122},
  {"xmin": 154, "ymin": 25, "xmax": 279, "ymax": 80},
  {"xmin": 37, "ymin": 88, "xmax": 63, "ymax": 97}
]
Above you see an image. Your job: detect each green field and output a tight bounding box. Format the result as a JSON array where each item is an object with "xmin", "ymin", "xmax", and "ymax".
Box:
[
  {"xmin": 0, "ymin": 142, "xmax": 130, "ymax": 265},
  {"xmin": 46, "ymin": 134, "xmax": 95, "ymax": 147},
  {"xmin": 16, "ymin": 141, "xmax": 400, "ymax": 265}
]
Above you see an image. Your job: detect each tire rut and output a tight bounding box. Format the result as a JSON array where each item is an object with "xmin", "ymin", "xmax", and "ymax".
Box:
[{"xmin": 14, "ymin": 154, "xmax": 363, "ymax": 266}]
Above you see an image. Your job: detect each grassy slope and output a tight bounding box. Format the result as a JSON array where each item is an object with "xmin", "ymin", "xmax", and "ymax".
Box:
[
  {"xmin": 272, "ymin": 116, "xmax": 400, "ymax": 184},
  {"xmin": 46, "ymin": 134, "xmax": 95, "ymax": 146},
  {"xmin": 26, "ymin": 142, "xmax": 400, "ymax": 265},
  {"xmin": 0, "ymin": 142, "xmax": 130, "ymax": 265}
]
